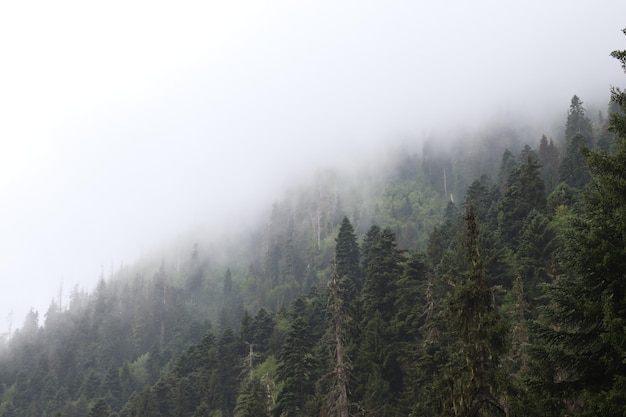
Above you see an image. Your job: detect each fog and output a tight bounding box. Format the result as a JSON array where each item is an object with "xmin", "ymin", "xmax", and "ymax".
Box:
[{"xmin": 1, "ymin": 0, "xmax": 624, "ymax": 332}]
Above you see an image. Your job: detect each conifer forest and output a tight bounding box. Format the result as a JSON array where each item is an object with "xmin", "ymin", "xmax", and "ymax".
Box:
[{"xmin": 2, "ymin": 28, "xmax": 626, "ymax": 417}]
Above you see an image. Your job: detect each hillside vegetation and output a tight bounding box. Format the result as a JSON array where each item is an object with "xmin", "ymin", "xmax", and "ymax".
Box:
[{"xmin": 1, "ymin": 31, "xmax": 625, "ymax": 417}]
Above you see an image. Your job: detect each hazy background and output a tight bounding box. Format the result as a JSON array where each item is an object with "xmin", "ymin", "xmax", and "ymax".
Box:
[{"xmin": 1, "ymin": 0, "xmax": 625, "ymax": 332}]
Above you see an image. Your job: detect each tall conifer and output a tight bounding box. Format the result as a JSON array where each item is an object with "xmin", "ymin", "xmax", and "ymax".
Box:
[{"xmin": 530, "ymin": 29, "xmax": 626, "ymax": 415}]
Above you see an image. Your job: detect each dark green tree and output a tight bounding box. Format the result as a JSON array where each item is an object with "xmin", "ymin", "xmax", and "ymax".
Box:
[
  {"xmin": 354, "ymin": 227, "xmax": 405, "ymax": 415},
  {"xmin": 88, "ymin": 398, "xmax": 111, "ymax": 417},
  {"xmin": 499, "ymin": 150, "xmax": 547, "ymax": 248},
  {"xmin": 103, "ymin": 364, "xmax": 123, "ymax": 411},
  {"xmin": 251, "ymin": 308, "xmax": 275, "ymax": 362},
  {"xmin": 538, "ymin": 135, "xmax": 560, "ymax": 193},
  {"xmin": 334, "ymin": 216, "xmax": 362, "ymax": 298},
  {"xmin": 235, "ymin": 375, "xmax": 270, "ymax": 417},
  {"xmin": 361, "ymin": 227, "xmax": 403, "ymax": 322},
  {"xmin": 427, "ymin": 200, "xmax": 460, "ymax": 268},
  {"xmin": 516, "ymin": 210, "xmax": 556, "ymax": 313},
  {"xmin": 497, "ymin": 149, "xmax": 517, "ymax": 192},
  {"xmin": 436, "ymin": 205, "xmax": 509, "ymax": 417},
  {"xmin": 361, "ymin": 224, "xmax": 381, "ymax": 273},
  {"xmin": 274, "ymin": 305, "xmax": 318, "ymax": 417},
  {"xmin": 559, "ymin": 95, "xmax": 593, "ymax": 188},
  {"xmin": 218, "ymin": 328, "xmax": 241, "ymax": 416},
  {"xmin": 530, "ymin": 33, "xmax": 626, "ymax": 416}
]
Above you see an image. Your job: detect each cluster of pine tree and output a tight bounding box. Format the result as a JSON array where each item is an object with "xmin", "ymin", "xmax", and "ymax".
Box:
[{"xmin": 0, "ymin": 29, "xmax": 625, "ymax": 417}]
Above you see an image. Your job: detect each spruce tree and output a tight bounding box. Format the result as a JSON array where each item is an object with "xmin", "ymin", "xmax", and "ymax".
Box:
[
  {"xmin": 354, "ymin": 227, "xmax": 404, "ymax": 415},
  {"xmin": 499, "ymin": 150, "xmax": 547, "ymax": 248},
  {"xmin": 559, "ymin": 95, "xmax": 593, "ymax": 188},
  {"xmin": 274, "ymin": 306, "xmax": 317, "ymax": 417},
  {"xmin": 361, "ymin": 227, "xmax": 403, "ymax": 322},
  {"xmin": 437, "ymin": 204, "xmax": 509, "ymax": 417},
  {"xmin": 335, "ymin": 216, "xmax": 362, "ymax": 298},
  {"xmin": 235, "ymin": 375, "xmax": 270, "ymax": 417},
  {"xmin": 530, "ymin": 30, "xmax": 626, "ymax": 416},
  {"xmin": 218, "ymin": 328, "xmax": 241, "ymax": 416},
  {"xmin": 538, "ymin": 135, "xmax": 560, "ymax": 193}
]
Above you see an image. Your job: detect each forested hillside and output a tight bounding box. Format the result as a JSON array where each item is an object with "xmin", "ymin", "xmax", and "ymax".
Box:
[{"xmin": 1, "ymin": 31, "xmax": 625, "ymax": 417}]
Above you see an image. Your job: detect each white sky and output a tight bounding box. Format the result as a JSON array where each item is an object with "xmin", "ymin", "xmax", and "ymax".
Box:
[{"xmin": 1, "ymin": 0, "xmax": 625, "ymax": 331}]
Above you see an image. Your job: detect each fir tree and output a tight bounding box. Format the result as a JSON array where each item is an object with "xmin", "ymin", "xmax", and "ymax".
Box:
[
  {"xmin": 274, "ymin": 306, "xmax": 317, "ymax": 417},
  {"xmin": 334, "ymin": 216, "xmax": 362, "ymax": 298},
  {"xmin": 437, "ymin": 204, "xmax": 509, "ymax": 417},
  {"xmin": 559, "ymin": 95, "xmax": 593, "ymax": 188},
  {"xmin": 235, "ymin": 375, "xmax": 270, "ymax": 417},
  {"xmin": 538, "ymin": 135, "xmax": 560, "ymax": 193},
  {"xmin": 530, "ymin": 31, "xmax": 626, "ymax": 416},
  {"xmin": 499, "ymin": 150, "xmax": 547, "ymax": 248}
]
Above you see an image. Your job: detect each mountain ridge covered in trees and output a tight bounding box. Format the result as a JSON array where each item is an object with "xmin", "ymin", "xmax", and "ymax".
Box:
[{"xmin": 1, "ymin": 31, "xmax": 626, "ymax": 417}]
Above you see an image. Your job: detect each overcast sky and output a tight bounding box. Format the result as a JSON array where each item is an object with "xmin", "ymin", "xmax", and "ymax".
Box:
[{"xmin": 1, "ymin": 0, "xmax": 625, "ymax": 332}]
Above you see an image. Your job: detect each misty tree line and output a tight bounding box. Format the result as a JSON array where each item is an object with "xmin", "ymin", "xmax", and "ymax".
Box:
[{"xmin": 0, "ymin": 31, "xmax": 625, "ymax": 417}]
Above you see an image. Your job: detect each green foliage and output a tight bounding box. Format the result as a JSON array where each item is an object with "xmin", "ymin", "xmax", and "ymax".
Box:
[
  {"xmin": 559, "ymin": 95, "xmax": 594, "ymax": 188},
  {"xmin": 498, "ymin": 149, "xmax": 547, "ymax": 248},
  {"xmin": 3, "ymin": 34, "xmax": 626, "ymax": 416},
  {"xmin": 235, "ymin": 375, "xmax": 270, "ymax": 417},
  {"xmin": 274, "ymin": 316, "xmax": 318, "ymax": 416},
  {"xmin": 334, "ymin": 216, "xmax": 362, "ymax": 299},
  {"xmin": 528, "ymin": 31, "xmax": 626, "ymax": 416},
  {"xmin": 538, "ymin": 135, "xmax": 560, "ymax": 193}
]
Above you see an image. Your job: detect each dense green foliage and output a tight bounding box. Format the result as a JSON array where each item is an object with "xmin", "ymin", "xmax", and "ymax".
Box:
[{"xmin": 0, "ymin": 29, "xmax": 625, "ymax": 417}]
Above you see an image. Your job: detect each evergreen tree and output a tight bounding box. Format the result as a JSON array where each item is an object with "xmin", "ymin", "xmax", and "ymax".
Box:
[
  {"xmin": 595, "ymin": 99, "xmax": 620, "ymax": 153},
  {"xmin": 354, "ymin": 227, "xmax": 405, "ymax": 415},
  {"xmin": 499, "ymin": 150, "xmax": 547, "ymax": 248},
  {"xmin": 393, "ymin": 252, "xmax": 437, "ymax": 415},
  {"xmin": 217, "ymin": 328, "xmax": 241, "ymax": 416},
  {"xmin": 88, "ymin": 398, "xmax": 111, "ymax": 417},
  {"xmin": 437, "ymin": 205, "xmax": 509, "ymax": 417},
  {"xmin": 427, "ymin": 200, "xmax": 460, "ymax": 268},
  {"xmin": 235, "ymin": 375, "xmax": 270, "ymax": 417},
  {"xmin": 334, "ymin": 216, "xmax": 362, "ymax": 298},
  {"xmin": 516, "ymin": 210, "xmax": 556, "ymax": 312},
  {"xmin": 274, "ymin": 303, "xmax": 318, "ymax": 417},
  {"xmin": 361, "ymin": 224, "xmax": 381, "ymax": 273},
  {"xmin": 361, "ymin": 227, "xmax": 403, "ymax": 322},
  {"xmin": 103, "ymin": 364, "xmax": 123, "ymax": 411},
  {"xmin": 251, "ymin": 308, "xmax": 275, "ymax": 362},
  {"xmin": 530, "ymin": 33, "xmax": 626, "ymax": 416},
  {"xmin": 559, "ymin": 95, "xmax": 593, "ymax": 188},
  {"xmin": 538, "ymin": 135, "xmax": 560, "ymax": 193},
  {"xmin": 497, "ymin": 149, "xmax": 517, "ymax": 193}
]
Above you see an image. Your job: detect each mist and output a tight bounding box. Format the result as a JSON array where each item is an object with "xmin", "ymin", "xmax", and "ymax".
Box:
[{"xmin": 1, "ymin": 0, "xmax": 625, "ymax": 332}]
